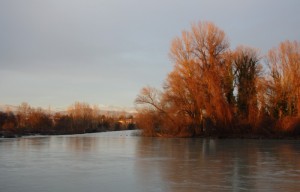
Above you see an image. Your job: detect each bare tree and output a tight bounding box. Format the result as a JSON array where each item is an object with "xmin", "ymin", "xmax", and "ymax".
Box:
[
  {"xmin": 168, "ymin": 21, "xmax": 233, "ymax": 133},
  {"xmin": 17, "ymin": 102, "xmax": 32, "ymax": 130},
  {"xmin": 267, "ymin": 40, "xmax": 300, "ymax": 118},
  {"xmin": 135, "ymin": 86, "xmax": 165, "ymax": 113},
  {"xmin": 136, "ymin": 21, "xmax": 234, "ymax": 136},
  {"xmin": 68, "ymin": 102, "xmax": 93, "ymax": 133}
]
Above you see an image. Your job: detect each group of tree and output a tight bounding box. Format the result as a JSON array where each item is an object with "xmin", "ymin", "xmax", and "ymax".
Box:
[
  {"xmin": 135, "ymin": 21, "xmax": 300, "ymax": 138},
  {"xmin": 0, "ymin": 102, "xmax": 135, "ymax": 138}
]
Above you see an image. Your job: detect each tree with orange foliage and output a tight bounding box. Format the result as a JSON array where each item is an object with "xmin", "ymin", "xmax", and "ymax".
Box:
[
  {"xmin": 27, "ymin": 108, "xmax": 53, "ymax": 134},
  {"xmin": 267, "ymin": 41, "xmax": 300, "ymax": 118},
  {"xmin": 16, "ymin": 102, "xmax": 31, "ymax": 131},
  {"xmin": 135, "ymin": 22, "xmax": 300, "ymax": 137},
  {"xmin": 267, "ymin": 41, "xmax": 300, "ymax": 134},
  {"xmin": 136, "ymin": 21, "xmax": 234, "ymax": 136},
  {"xmin": 67, "ymin": 102, "xmax": 94, "ymax": 133}
]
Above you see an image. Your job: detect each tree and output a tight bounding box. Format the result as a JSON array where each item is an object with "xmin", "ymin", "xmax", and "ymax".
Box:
[
  {"xmin": 136, "ymin": 21, "xmax": 234, "ymax": 136},
  {"xmin": 53, "ymin": 113, "xmax": 73, "ymax": 134},
  {"xmin": 267, "ymin": 40, "xmax": 300, "ymax": 118},
  {"xmin": 16, "ymin": 102, "xmax": 32, "ymax": 132},
  {"xmin": 233, "ymin": 46, "xmax": 262, "ymax": 124},
  {"xmin": 135, "ymin": 110, "xmax": 161, "ymax": 136},
  {"xmin": 27, "ymin": 108, "xmax": 53, "ymax": 134},
  {"xmin": 0, "ymin": 112, "xmax": 6, "ymax": 132},
  {"xmin": 136, "ymin": 22, "xmax": 300, "ymax": 137},
  {"xmin": 135, "ymin": 86, "xmax": 177, "ymax": 135},
  {"xmin": 167, "ymin": 21, "xmax": 234, "ymax": 133},
  {"xmin": 68, "ymin": 102, "xmax": 94, "ymax": 133},
  {"xmin": 0, "ymin": 111, "xmax": 17, "ymax": 136}
]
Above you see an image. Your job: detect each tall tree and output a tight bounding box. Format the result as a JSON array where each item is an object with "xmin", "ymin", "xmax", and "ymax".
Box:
[
  {"xmin": 168, "ymin": 21, "xmax": 233, "ymax": 133},
  {"xmin": 136, "ymin": 21, "xmax": 234, "ymax": 136},
  {"xmin": 68, "ymin": 102, "xmax": 93, "ymax": 133},
  {"xmin": 268, "ymin": 41, "xmax": 300, "ymax": 118},
  {"xmin": 16, "ymin": 102, "xmax": 32, "ymax": 130},
  {"xmin": 233, "ymin": 46, "xmax": 261, "ymax": 123}
]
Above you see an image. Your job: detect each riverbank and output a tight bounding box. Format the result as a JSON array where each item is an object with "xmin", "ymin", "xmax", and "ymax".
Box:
[
  {"xmin": 0, "ymin": 129, "xmax": 139, "ymax": 139},
  {"xmin": 145, "ymin": 129, "xmax": 300, "ymax": 140}
]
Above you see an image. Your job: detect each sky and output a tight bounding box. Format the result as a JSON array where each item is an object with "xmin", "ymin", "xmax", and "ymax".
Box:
[{"xmin": 0, "ymin": 0, "xmax": 299, "ymax": 110}]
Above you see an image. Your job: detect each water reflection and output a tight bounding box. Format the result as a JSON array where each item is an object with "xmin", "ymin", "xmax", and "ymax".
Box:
[
  {"xmin": 135, "ymin": 138, "xmax": 300, "ymax": 191},
  {"xmin": 1, "ymin": 132, "xmax": 300, "ymax": 192},
  {"xmin": 57, "ymin": 136, "xmax": 98, "ymax": 154},
  {"xmin": 0, "ymin": 131, "xmax": 140, "ymax": 192}
]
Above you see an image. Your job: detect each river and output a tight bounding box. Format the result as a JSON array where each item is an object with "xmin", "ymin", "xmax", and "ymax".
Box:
[{"xmin": 1, "ymin": 130, "xmax": 300, "ymax": 192}]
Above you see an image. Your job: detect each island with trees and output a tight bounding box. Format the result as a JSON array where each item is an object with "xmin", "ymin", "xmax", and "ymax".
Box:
[
  {"xmin": 1, "ymin": 21, "xmax": 299, "ymax": 139},
  {"xmin": 0, "ymin": 102, "xmax": 135, "ymax": 138},
  {"xmin": 135, "ymin": 21, "xmax": 300, "ymax": 138}
]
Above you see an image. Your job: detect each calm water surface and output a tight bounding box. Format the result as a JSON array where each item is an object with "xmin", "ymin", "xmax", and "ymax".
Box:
[{"xmin": 1, "ymin": 130, "xmax": 300, "ymax": 192}]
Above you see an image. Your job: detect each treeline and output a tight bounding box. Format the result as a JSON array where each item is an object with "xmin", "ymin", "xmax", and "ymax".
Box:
[
  {"xmin": 0, "ymin": 102, "xmax": 135, "ymax": 138},
  {"xmin": 135, "ymin": 21, "xmax": 300, "ymax": 138}
]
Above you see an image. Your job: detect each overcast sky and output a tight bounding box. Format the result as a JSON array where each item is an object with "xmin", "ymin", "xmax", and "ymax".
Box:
[{"xmin": 0, "ymin": 0, "xmax": 299, "ymax": 110}]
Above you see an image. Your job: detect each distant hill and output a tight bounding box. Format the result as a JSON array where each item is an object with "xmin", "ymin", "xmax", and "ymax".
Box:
[{"xmin": 0, "ymin": 104, "xmax": 19, "ymax": 113}]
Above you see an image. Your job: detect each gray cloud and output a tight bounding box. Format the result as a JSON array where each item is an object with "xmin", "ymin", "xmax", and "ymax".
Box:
[{"xmin": 0, "ymin": 0, "xmax": 299, "ymax": 108}]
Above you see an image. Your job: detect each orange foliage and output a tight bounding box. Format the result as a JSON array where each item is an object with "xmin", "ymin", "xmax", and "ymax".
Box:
[{"xmin": 135, "ymin": 21, "xmax": 300, "ymax": 138}]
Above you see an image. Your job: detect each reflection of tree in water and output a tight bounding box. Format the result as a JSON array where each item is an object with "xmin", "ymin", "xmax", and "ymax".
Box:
[
  {"xmin": 135, "ymin": 138, "xmax": 300, "ymax": 191},
  {"xmin": 63, "ymin": 137, "xmax": 98, "ymax": 154},
  {"xmin": 12, "ymin": 136, "xmax": 99, "ymax": 154},
  {"xmin": 252, "ymin": 141, "xmax": 300, "ymax": 190},
  {"xmin": 13, "ymin": 137, "xmax": 51, "ymax": 151}
]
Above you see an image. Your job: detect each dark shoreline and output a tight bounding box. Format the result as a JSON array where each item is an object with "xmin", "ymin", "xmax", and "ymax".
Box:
[
  {"xmin": 2, "ymin": 129, "xmax": 300, "ymax": 140},
  {"xmin": 136, "ymin": 131, "xmax": 300, "ymax": 140}
]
